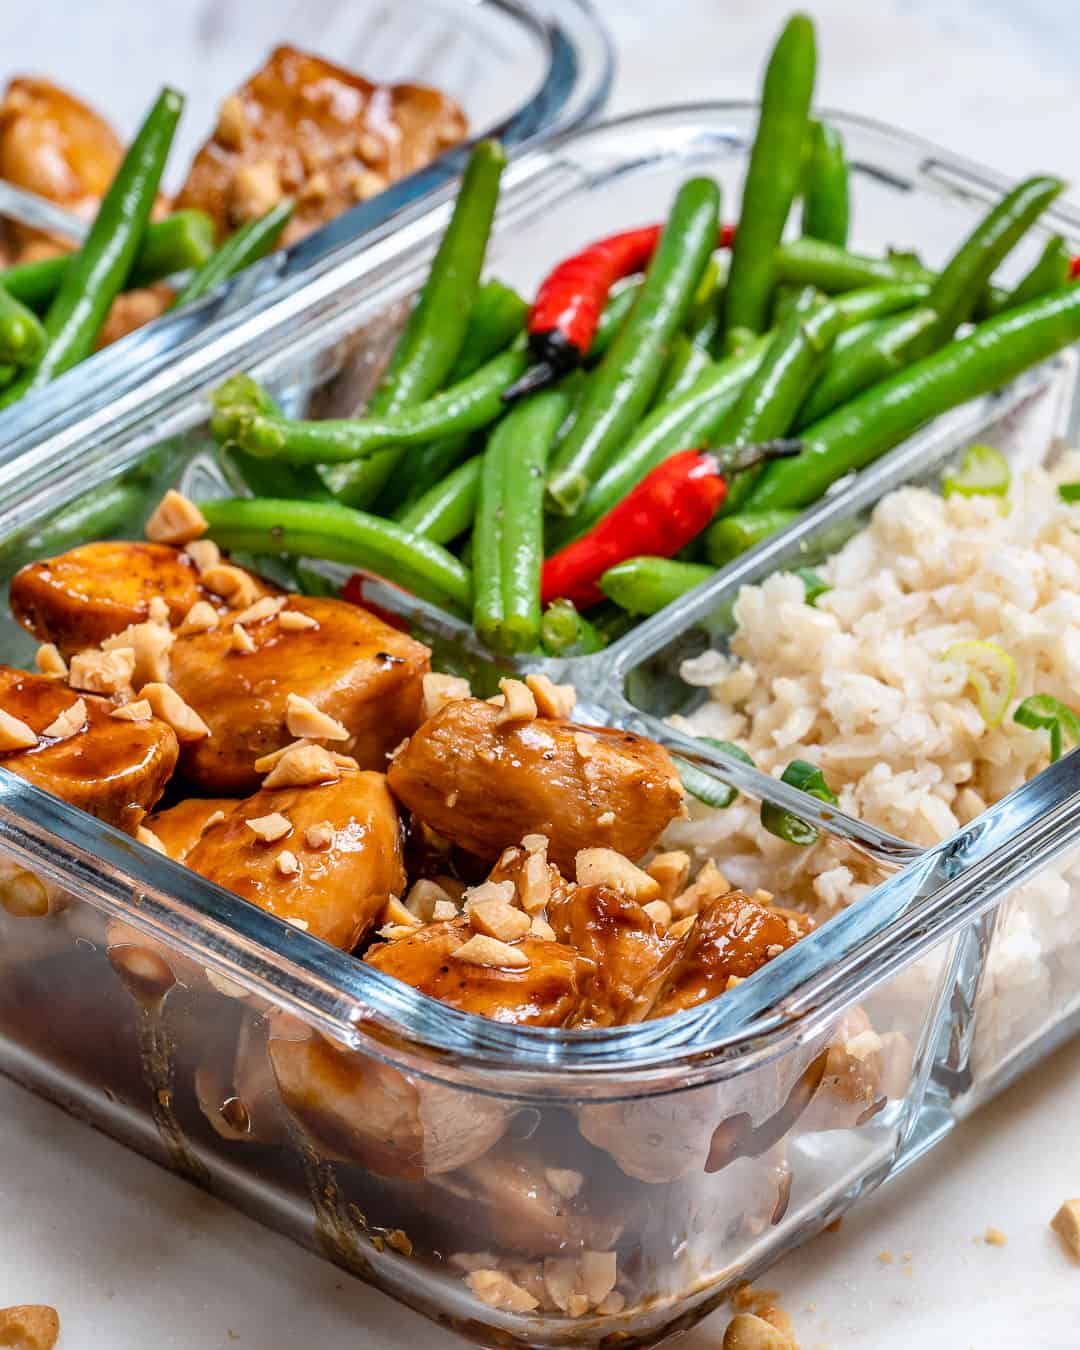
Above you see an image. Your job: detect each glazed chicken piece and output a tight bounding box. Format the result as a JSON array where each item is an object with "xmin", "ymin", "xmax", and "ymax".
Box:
[
  {"xmin": 175, "ymin": 46, "xmax": 467, "ymax": 246},
  {"xmin": 366, "ymin": 918, "xmax": 595, "ymax": 1027},
  {"xmin": 155, "ymin": 770, "xmax": 405, "ymax": 950},
  {"xmin": 144, "ymin": 796, "xmax": 238, "ymax": 863},
  {"xmin": 0, "ymin": 666, "xmax": 177, "ymax": 832},
  {"xmin": 11, "ymin": 541, "xmax": 219, "ymax": 653},
  {"xmin": 647, "ymin": 890, "xmax": 810, "ymax": 1021},
  {"xmin": 169, "ymin": 595, "xmax": 428, "ymax": 793},
  {"xmin": 547, "ymin": 883, "xmax": 682, "ymax": 1027},
  {"xmin": 387, "ymin": 699, "xmax": 685, "ymax": 872}
]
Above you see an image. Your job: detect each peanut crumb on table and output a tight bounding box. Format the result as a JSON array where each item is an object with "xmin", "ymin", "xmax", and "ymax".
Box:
[
  {"xmin": 983, "ymin": 1226, "xmax": 1008, "ymax": 1246},
  {"xmin": 1050, "ymin": 1198, "xmax": 1080, "ymax": 1258}
]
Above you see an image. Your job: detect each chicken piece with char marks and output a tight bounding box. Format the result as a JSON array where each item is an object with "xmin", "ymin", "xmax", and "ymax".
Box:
[
  {"xmin": 387, "ymin": 698, "xmax": 685, "ymax": 873},
  {"xmin": 0, "ymin": 666, "xmax": 176, "ymax": 832}
]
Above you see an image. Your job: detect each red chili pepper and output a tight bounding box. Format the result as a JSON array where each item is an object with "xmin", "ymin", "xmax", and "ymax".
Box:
[
  {"xmin": 541, "ymin": 450, "xmax": 727, "ymax": 610},
  {"xmin": 1071, "ymin": 255, "xmax": 1080, "ymax": 281},
  {"xmin": 505, "ymin": 221, "xmax": 737, "ymax": 402},
  {"xmin": 341, "ymin": 572, "xmax": 410, "ymax": 631}
]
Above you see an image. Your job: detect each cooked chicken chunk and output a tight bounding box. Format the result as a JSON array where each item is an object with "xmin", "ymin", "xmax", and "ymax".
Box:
[
  {"xmin": 0, "ymin": 666, "xmax": 177, "ymax": 831},
  {"xmin": 170, "ymin": 770, "xmax": 404, "ymax": 950},
  {"xmin": 11, "ymin": 542, "xmax": 207, "ymax": 653},
  {"xmin": 647, "ymin": 890, "xmax": 808, "ymax": 1021},
  {"xmin": 547, "ymin": 883, "xmax": 681, "ymax": 1027},
  {"xmin": 366, "ymin": 919, "xmax": 595, "ymax": 1026},
  {"xmin": 387, "ymin": 699, "xmax": 685, "ymax": 872},
  {"xmin": 175, "ymin": 46, "xmax": 466, "ymax": 245},
  {"xmin": 170, "ymin": 596, "xmax": 428, "ymax": 793},
  {"xmin": 268, "ymin": 1025, "xmax": 509, "ymax": 1177},
  {"xmin": 145, "ymin": 796, "xmax": 237, "ymax": 863}
]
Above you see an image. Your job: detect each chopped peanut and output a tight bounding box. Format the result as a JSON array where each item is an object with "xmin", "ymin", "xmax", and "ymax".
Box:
[
  {"xmin": 432, "ymin": 899, "xmax": 460, "ymax": 921},
  {"xmin": 469, "ymin": 897, "xmax": 531, "ymax": 943},
  {"xmin": 110, "ymin": 700, "xmax": 153, "ymax": 723},
  {"xmin": 69, "ymin": 647, "xmax": 136, "ymax": 695},
  {"xmin": 141, "ymin": 683, "xmax": 210, "ymax": 741},
  {"xmin": 278, "ymin": 609, "xmax": 319, "ymax": 632},
  {"xmin": 579, "ymin": 1251, "xmax": 617, "ymax": 1306},
  {"xmin": 463, "ymin": 879, "xmax": 517, "ymax": 910},
  {"xmin": 529, "ymin": 916, "xmax": 556, "ymax": 941},
  {"xmin": 723, "ymin": 1314, "xmax": 792, "ymax": 1350},
  {"xmin": 178, "ymin": 600, "xmax": 220, "ymax": 635},
  {"xmin": 230, "ymin": 158, "xmax": 283, "ymax": 223},
  {"xmin": 0, "ymin": 1305, "xmax": 61, "ymax": 1350},
  {"xmin": 465, "ymin": 1270, "xmax": 539, "ymax": 1314},
  {"xmin": 378, "ymin": 923, "xmax": 419, "ymax": 942},
  {"xmin": 575, "ymin": 848, "xmax": 660, "ymax": 902},
  {"xmin": 545, "ymin": 1168, "xmax": 583, "ymax": 1200},
  {"xmin": 285, "ymin": 693, "xmax": 349, "ymax": 742},
  {"xmin": 1051, "ymin": 1199, "xmax": 1080, "ymax": 1259},
  {"xmin": 525, "ymin": 673, "xmax": 576, "ymax": 720},
  {"xmin": 185, "ymin": 538, "xmax": 220, "ymax": 574},
  {"xmin": 304, "ymin": 820, "xmax": 334, "ymax": 850},
  {"xmin": 382, "ymin": 895, "xmax": 422, "ymax": 929},
  {"xmin": 245, "ymin": 812, "xmax": 292, "ymax": 843},
  {"xmin": 233, "ymin": 595, "xmax": 286, "ymax": 626},
  {"xmin": 668, "ymin": 915, "xmax": 697, "ymax": 939},
  {"xmin": 421, "ymin": 671, "xmax": 472, "ymax": 720},
  {"xmin": 148, "ymin": 595, "xmax": 170, "ymax": 626},
  {"xmin": 573, "ymin": 731, "xmax": 597, "ymax": 759},
  {"xmin": 261, "ymin": 742, "xmax": 342, "ymax": 789},
  {"xmin": 103, "ymin": 620, "xmax": 175, "ymax": 684},
  {"xmin": 276, "ymin": 850, "xmax": 300, "ymax": 877},
  {"xmin": 254, "ymin": 739, "xmax": 312, "ymax": 772},
  {"xmin": 216, "ymin": 93, "xmax": 249, "ymax": 149},
  {"xmin": 145, "ymin": 489, "xmax": 208, "ymax": 545},
  {"xmin": 452, "ymin": 933, "xmax": 530, "ymax": 970},
  {"xmin": 643, "ymin": 899, "xmax": 672, "ymax": 929},
  {"xmin": 41, "ymin": 698, "xmax": 87, "ymax": 741},
  {"xmin": 0, "ymin": 709, "xmax": 38, "ymax": 752},
  {"xmin": 202, "ymin": 811, "xmax": 227, "ymax": 833},
  {"xmin": 201, "ymin": 563, "xmax": 260, "ymax": 609},
  {"xmin": 137, "ymin": 825, "xmax": 167, "ymax": 855},
  {"xmin": 230, "ymin": 623, "xmax": 256, "ymax": 654},
  {"xmin": 405, "ymin": 877, "xmax": 455, "ymax": 921},
  {"xmin": 521, "ymin": 833, "xmax": 548, "ymax": 855},
  {"xmin": 34, "ymin": 643, "xmax": 67, "ymax": 678},
  {"xmin": 519, "ymin": 851, "xmax": 551, "ymax": 914},
  {"xmin": 647, "ymin": 850, "xmax": 691, "ymax": 903},
  {"xmin": 672, "ymin": 858, "xmax": 732, "ymax": 918},
  {"xmin": 346, "ymin": 167, "xmax": 389, "ymax": 202},
  {"xmin": 496, "ymin": 678, "xmax": 537, "ymax": 727}
]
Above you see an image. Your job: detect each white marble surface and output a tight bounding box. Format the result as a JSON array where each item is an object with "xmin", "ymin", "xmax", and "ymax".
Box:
[{"xmin": 5, "ymin": 2, "xmax": 1080, "ymax": 1347}]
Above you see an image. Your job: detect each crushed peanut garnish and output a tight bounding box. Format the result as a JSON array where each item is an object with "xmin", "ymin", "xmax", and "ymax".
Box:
[
  {"xmin": 304, "ymin": 820, "xmax": 334, "ymax": 850},
  {"xmin": 647, "ymin": 851, "xmax": 691, "ymax": 903},
  {"xmin": 465, "ymin": 1270, "xmax": 538, "ymax": 1314},
  {"xmin": 1051, "ymin": 1199, "xmax": 1080, "ymax": 1259},
  {"xmin": 378, "ymin": 923, "xmax": 419, "ymax": 942},
  {"xmin": 35, "ymin": 643, "xmax": 67, "ymax": 678},
  {"xmin": 668, "ymin": 915, "xmax": 697, "ymax": 939},
  {"xmin": 202, "ymin": 810, "xmax": 227, "ymax": 833},
  {"xmin": 382, "ymin": 895, "xmax": 422, "ymax": 929},
  {"xmin": 278, "ymin": 609, "xmax": 319, "ymax": 632},
  {"xmin": 521, "ymin": 833, "xmax": 548, "ymax": 855},
  {"xmin": 405, "ymin": 877, "xmax": 454, "ymax": 920},
  {"xmin": 984, "ymin": 1227, "xmax": 1008, "ymax": 1246},
  {"xmin": 573, "ymin": 731, "xmax": 597, "ymax": 759},
  {"xmin": 137, "ymin": 825, "xmax": 167, "ymax": 855},
  {"xmin": 672, "ymin": 858, "xmax": 731, "ymax": 918},
  {"xmin": 525, "ymin": 673, "xmax": 576, "ymax": 720},
  {"xmin": 0, "ymin": 709, "xmax": 38, "ymax": 752},
  {"xmin": 754, "ymin": 888, "xmax": 774, "ymax": 905},
  {"xmin": 69, "ymin": 646, "xmax": 136, "ymax": 695},
  {"xmin": 519, "ymin": 851, "xmax": 551, "ymax": 913},
  {"xmin": 579, "ymin": 1251, "xmax": 617, "ymax": 1306},
  {"xmin": 722, "ymin": 1313, "xmax": 792, "ymax": 1350},
  {"xmin": 545, "ymin": 1168, "xmax": 583, "ymax": 1200},
  {"xmin": 41, "ymin": 698, "xmax": 87, "ymax": 741},
  {"xmin": 178, "ymin": 600, "xmax": 220, "ymax": 635},
  {"xmin": 245, "ymin": 812, "xmax": 292, "ymax": 843},
  {"xmin": 110, "ymin": 700, "xmax": 153, "ymax": 723},
  {"xmin": 643, "ymin": 899, "xmax": 672, "ymax": 929},
  {"xmin": 145, "ymin": 489, "xmax": 208, "ymax": 545},
  {"xmin": 141, "ymin": 683, "xmax": 210, "ymax": 741},
  {"xmin": 452, "ymin": 933, "xmax": 530, "ymax": 969},
  {"xmin": 596, "ymin": 810, "xmax": 616, "ymax": 827},
  {"xmin": 529, "ymin": 916, "xmax": 556, "ymax": 941},
  {"xmin": 103, "ymin": 619, "xmax": 175, "ymax": 684},
  {"xmin": 496, "ymin": 678, "xmax": 537, "ymax": 726},
  {"xmin": 148, "ymin": 595, "xmax": 170, "ymax": 626},
  {"xmin": 285, "ymin": 916, "xmax": 309, "ymax": 931},
  {"xmin": 463, "ymin": 879, "xmax": 517, "ymax": 910},
  {"xmin": 262, "ymin": 742, "xmax": 344, "ymax": 790},
  {"xmin": 230, "ymin": 623, "xmax": 256, "ymax": 654},
  {"xmin": 276, "ymin": 850, "xmax": 300, "ymax": 877},
  {"xmin": 0, "ymin": 1305, "xmax": 61, "ymax": 1350},
  {"xmin": 575, "ymin": 848, "xmax": 660, "ymax": 902},
  {"xmin": 469, "ymin": 897, "xmax": 531, "ymax": 943},
  {"xmin": 422, "ymin": 672, "xmax": 471, "ymax": 720},
  {"xmin": 233, "ymin": 595, "xmax": 286, "ymax": 626},
  {"xmin": 432, "ymin": 899, "xmax": 460, "ymax": 921},
  {"xmin": 185, "ymin": 538, "xmax": 220, "ymax": 574},
  {"xmin": 201, "ymin": 563, "xmax": 260, "ymax": 609},
  {"xmin": 285, "ymin": 693, "xmax": 349, "ymax": 742}
]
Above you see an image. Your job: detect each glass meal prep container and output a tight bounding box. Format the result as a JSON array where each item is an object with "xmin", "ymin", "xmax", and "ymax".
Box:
[
  {"xmin": 3, "ymin": 103, "xmax": 1080, "ymax": 1347},
  {"xmin": 0, "ymin": 0, "xmax": 612, "ymax": 453}
]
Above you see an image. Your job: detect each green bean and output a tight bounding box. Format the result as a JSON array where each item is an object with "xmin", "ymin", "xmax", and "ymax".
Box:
[
  {"xmin": 747, "ymin": 284, "xmax": 1080, "ymax": 513},
  {"xmin": 722, "ymin": 13, "xmax": 816, "ymax": 337},
  {"xmin": 396, "ymin": 455, "xmax": 481, "ymax": 544},
  {"xmin": 199, "ymin": 497, "xmax": 472, "ymax": 616},
  {"xmin": 211, "ymin": 374, "xmax": 330, "ymax": 502},
  {"xmin": 327, "ymin": 140, "xmax": 506, "ymax": 505},
  {"xmin": 587, "ymin": 282, "xmax": 640, "ymax": 361},
  {"xmin": 599, "ymin": 556, "xmax": 715, "ymax": 615},
  {"xmin": 0, "ymin": 481, "xmax": 142, "ymax": 565},
  {"xmin": 0, "ymin": 88, "xmax": 183, "ymax": 407},
  {"xmin": 539, "ymin": 599, "xmax": 606, "ymax": 656},
  {"xmin": 173, "ymin": 200, "xmax": 294, "ymax": 307},
  {"xmin": 215, "ymin": 347, "xmax": 526, "ymax": 465},
  {"xmin": 545, "ymin": 177, "xmax": 721, "ymax": 514},
  {"xmin": 0, "ymin": 285, "xmax": 46, "ymax": 368},
  {"xmin": 991, "ymin": 235, "xmax": 1073, "ymax": 314},
  {"xmin": 655, "ymin": 333, "xmax": 715, "ymax": 404},
  {"xmin": 474, "ymin": 385, "xmax": 571, "ymax": 652},
  {"xmin": 802, "ymin": 119, "xmax": 850, "ymax": 247},
  {"xmin": 705, "ymin": 509, "xmax": 799, "ymax": 564},
  {"xmin": 0, "ymin": 210, "xmax": 215, "ymax": 312}
]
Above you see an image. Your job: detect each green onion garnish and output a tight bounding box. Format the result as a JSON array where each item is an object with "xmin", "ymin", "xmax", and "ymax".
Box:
[
  {"xmin": 760, "ymin": 759, "xmax": 838, "ymax": 845},
  {"xmin": 1013, "ymin": 694, "xmax": 1080, "ymax": 764},
  {"xmin": 1058, "ymin": 482, "xmax": 1080, "ymax": 503},
  {"xmin": 942, "ymin": 443, "xmax": 1010, "ymax": 499},
  {"xmin": 795, "ymin": 566, "xmax": 831, "ymax": 606},
  {"xmin": 676, "ymin": 737, "xmax": 755, "ymax": 809}
]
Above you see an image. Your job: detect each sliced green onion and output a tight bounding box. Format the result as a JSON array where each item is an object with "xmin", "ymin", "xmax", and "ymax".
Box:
[
  {"xmin": 795, "ymin": 566, "xmax": 831, "ymax": 605},
  {"xmin": 676, "ymin": 737, "xmax": 755, "ymax": 809},
  {"xmin": 1013, "ymin": 694, "xmax": 1080, "ymax": 764},
  {"xmin": 760, "ymin": 759, "xmax": 838, "ymax": 846},
  {"xmin": 943, "ymin": 640, "xmax": 1017, "ymax": 727},
  {"xmin": 942, "ymin": 443, "xmax": 1010, "ymax": 499},
  {"xmin": 1058, "ymin": 482, "xmax": 1080, "ymax": 503}
]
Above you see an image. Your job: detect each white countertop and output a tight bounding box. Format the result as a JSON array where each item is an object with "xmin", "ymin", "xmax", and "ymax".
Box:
[{"xmin": 5, "ymin": 2, "xmax": 1080, "ymax": 1346}]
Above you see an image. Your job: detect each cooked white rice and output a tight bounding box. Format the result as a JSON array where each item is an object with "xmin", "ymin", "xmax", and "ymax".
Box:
[{"xmin": 668, "ymin": 449, "xmax": 1080, "ymax": 917}]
